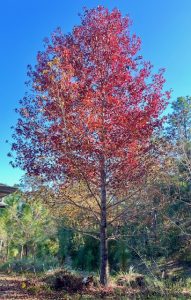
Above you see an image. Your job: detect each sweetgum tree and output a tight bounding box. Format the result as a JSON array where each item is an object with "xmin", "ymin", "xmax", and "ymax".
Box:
[{"xmin": 11, "ymin": 7, "xmax": 169, "ymax": 284}]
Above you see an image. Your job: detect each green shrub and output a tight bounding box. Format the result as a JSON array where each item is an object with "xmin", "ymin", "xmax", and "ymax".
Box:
[{"xmin": 0, "ymin": 256, "xmax": 59, "ymax": 274}]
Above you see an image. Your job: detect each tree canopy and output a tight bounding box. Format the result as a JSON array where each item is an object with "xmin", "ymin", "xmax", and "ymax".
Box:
[{"xmin": 11, "ymin": 7, "xmax": 170, "ymax": 285}]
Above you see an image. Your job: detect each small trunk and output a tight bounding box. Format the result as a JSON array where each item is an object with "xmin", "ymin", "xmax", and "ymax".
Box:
[
  {"xmin": 100, "ymin": 222, "xmax": 109, "ymax": 285},
  {"xmin": 32, "ymin": 244, "xmax": 36, "ymax": 262},
  {"xmin": 20, "ymin": 245, "xmax": 24, "ymax": 259},
  {"xmin": 0, "ymin": 240, "xmax": 3, "ymax": 253},
  {"xmin": 6, "ymin": 239, "xmax": 9, "ymax": 261},
  {"xmin": 152, "ymin": 209, "xmax": 157, "ymax": 242},
  {"xmin": 100, "ymin": 166, "xmax": 109, "ymax": 285},
  {"xmin": 25, "ymin": 244, "xmax": 28, "ymax": 257}
]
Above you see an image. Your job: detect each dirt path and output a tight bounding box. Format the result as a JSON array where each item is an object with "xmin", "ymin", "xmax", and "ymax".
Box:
[{"xmin": 0, "ymin": 274, "xmax": 40, "ymax": 299}]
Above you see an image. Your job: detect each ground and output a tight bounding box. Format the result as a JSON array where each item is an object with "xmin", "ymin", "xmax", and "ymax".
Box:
[
  {"xmin": 1, "ymin": 270, "xmax": 191, "ymax": 299},
  {"xmin": 0, "ymin": 273, "xmax": 37, "ymax": 299},
  {"xmin": 0, "ymin": 273, "xmax": 96, "ymax": 300},
  {"xmin": 0, "ymin": 273, "xmax": 67, "ymax": 300}
]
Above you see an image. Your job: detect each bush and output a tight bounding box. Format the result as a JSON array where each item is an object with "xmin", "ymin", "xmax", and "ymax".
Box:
[
  {"xmin": 0, "ymin": 256, "xmax": 59, "ymax": 274},
  {"xmin": 116, "ymin": 273, "xmax": 146, "ymax": 288},
  {"xmin": 44, "ymin": 269, "xmax": 83, "ymax": 292}
]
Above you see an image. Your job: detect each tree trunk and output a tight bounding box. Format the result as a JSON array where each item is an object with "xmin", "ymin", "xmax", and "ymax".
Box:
[
  {"xmin": 6, "ymin": 239, "xmax": 9, "ymax": 261},
  {"xmin": 100, "ymin": 166, "xmax": 109, "ymax": 285},
  {"xmin": 20, "ymin": 245, "xmax": 24, "ymax": 259},
  {"xmin": 0, "ymin": 240, "xmax": 3, "ymax": 254},
  {"xmin": 25, "ymin": 244, "xmax": 28, "ymax": 257}
]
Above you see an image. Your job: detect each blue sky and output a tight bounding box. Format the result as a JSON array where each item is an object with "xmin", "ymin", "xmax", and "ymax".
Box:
[{"xmin": 1, "ymin": 0, "xmax": 191, "ymax": 186}]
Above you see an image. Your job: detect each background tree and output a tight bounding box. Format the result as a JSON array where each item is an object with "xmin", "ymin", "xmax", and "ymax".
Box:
[
  {"xmin": 11, "ymin": 7, "xmax": 169, "ymax": 284},
  {"xmin": 163, "ymin": 96, "xmax": 191, "ymax": 257},
  {"xmin": 167, "ymin": 96, "xmax": 191, "ymax": 182},
  {"xmin": 0, "ymin": 192, "xmax": 56, "ymax": 262}
]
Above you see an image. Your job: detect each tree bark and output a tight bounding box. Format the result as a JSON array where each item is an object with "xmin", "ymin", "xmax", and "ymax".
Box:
[
  {"xmin": 25, "ymin": 244, "xmax": 28, "ymax": 257},
  {"xmin": 100, "ymin": 166, "xmax": 109, "ymax": 285},
  {"xmin": 6, "ymin": 238, "xmax": 9, "ymax": 261},
  {"xmin": 20, "ymin": 245, "xmax": 24, "ymax": 259}
]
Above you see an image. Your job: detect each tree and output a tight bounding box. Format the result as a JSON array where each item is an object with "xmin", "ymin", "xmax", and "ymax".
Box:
[
  {"xmin": 11, "ymin": 7, "xmax": 169, "ymax": 285},
  {"xmin": 167, "ymin": 96, "xmax": 191, "ymax": 181},
  {"xmin": 0, "ymin": 192, "xmax": 55, "ymax": 261},
  {"xmin": 167, "ymin": 96, "xmax": 191, "ymax": 142},
  {"xmin": 164, "ymin": 96, "xmax": 191, "ymax": 248}
]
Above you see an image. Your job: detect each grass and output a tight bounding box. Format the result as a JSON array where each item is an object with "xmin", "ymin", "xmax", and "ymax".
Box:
[{"xmin": 1, "ymin": 260, "xmax": 191, "ymax": 299}]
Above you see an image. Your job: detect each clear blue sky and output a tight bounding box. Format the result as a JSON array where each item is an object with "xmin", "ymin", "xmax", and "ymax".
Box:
[{"xmin": 1, "ymin": 0, "xmax": 191, "ymax": 186}]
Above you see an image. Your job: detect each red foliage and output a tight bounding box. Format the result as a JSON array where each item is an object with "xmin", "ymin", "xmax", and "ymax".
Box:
[{"xmin": 12, "ymin": 7, "xmax": 169, "ymax": 190}]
